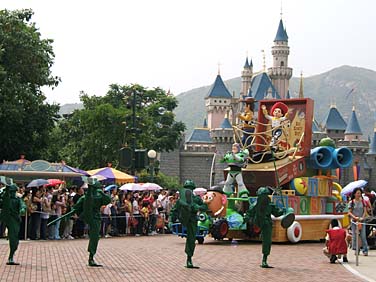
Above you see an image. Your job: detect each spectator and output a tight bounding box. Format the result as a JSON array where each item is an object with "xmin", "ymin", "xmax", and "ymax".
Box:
[
  {"xmin": 323, "ymin": 219, "xmax": 348, "ymax": 263},
  {"xmin": 72, "ymin": 185, "xmax": 85, "ymax": 239},
  {"xmin": 29, "ymin": 188, "xmax": 42, "ymax": 240},
  {"xmin": 348, "ymin": 187, "xmax": 369, "ymax": 256},
  {"xmin": 101, "ymin": 203, "xmax": 112, "ymax": 238},
  {"xmin": 132, "ymin": 193, "xmax": 142, "ymax": 236}
]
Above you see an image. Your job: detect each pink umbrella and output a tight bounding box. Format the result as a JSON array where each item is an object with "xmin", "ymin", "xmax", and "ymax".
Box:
[
  {"xmin": 141, "ymin": 183, "xmax": 162, "ymax": 191},
  {"xmin": 119, "ymin": 183, "xmax": 143, "ymax": 191}
]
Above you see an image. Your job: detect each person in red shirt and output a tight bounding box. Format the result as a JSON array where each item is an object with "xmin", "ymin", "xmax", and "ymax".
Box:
[{"xmin": 323, "ymin": 219, "xmax": 348, "ymax": 263}]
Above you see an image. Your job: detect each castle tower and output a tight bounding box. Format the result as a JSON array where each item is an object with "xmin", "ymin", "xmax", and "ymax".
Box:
[
  {"xmin": 205, "ymin": 73, "xmax": 233, "ymax": 130},
  {"xmin": 268, "ymin": 18, "xmax": 293, "ymax": 99},
  {"xmin": 241, "ymin": 57, "xmax": 253, "ymax": 98}
]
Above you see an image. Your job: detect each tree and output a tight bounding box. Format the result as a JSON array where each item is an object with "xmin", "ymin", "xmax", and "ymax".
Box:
[
  {"xmin": 0, "ymin": 9, "xmax": 60, "ymax": 161},
  {"xmin": 56, "ymin": 84, "xmax": 186, "ymax": 169}
]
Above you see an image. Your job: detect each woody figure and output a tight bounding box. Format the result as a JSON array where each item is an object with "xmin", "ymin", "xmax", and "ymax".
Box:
[{"xmin": 237, "ymin": 97, "xmax": 255, "ymax": 149}]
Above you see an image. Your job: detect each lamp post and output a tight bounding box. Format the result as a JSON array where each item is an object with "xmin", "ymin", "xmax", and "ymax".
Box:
[{"xmin": 147, "ymin": 149, "xmax": 157, "ymax": 182}]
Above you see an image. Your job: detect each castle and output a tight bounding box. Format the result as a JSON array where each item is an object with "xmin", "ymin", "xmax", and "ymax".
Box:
[{"xmin": 160, "ymin": 17, "xmax": 376, "ymax": 191}]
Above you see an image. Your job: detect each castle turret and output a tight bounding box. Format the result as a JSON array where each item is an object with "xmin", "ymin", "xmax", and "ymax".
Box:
[
  {"xmin": 321, "ymin": 104, "xmax": 347, "ymax": 143},
  {"xmin": 205, "ymin": 74, "xmax": 233, "ymax": 130},
  {"xmin": 241, "ymin": 57, "xmax": 253, "ymax": 98},
  {"xmin": 344, "ymin": 107, "xmax": 363, "ymax": 141},
  {"xmin": 267, "ymin": 19, "xmax": 293, "ymax": 99}
]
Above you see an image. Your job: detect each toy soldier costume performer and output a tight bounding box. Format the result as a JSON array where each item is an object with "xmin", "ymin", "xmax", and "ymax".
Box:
[
  {"xmin": 245, "ymin": 187, "xmax": 289, "ymax": 268},
  {"xmin": 48, "ymin": 178, "xmax": 111, "ymax": 267},
  {"xmin": 169, "ymin": 180, "xmax": 207, "ymax": 268},
  {"xmin": 0, "ymin": 177, "xmax": 26, "ymax": 265}
]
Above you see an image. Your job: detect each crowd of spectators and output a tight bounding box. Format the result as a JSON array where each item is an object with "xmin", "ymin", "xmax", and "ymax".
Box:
[{"xmin": 0, "ymin": 182, "xmax": 180, "ymax": 241}]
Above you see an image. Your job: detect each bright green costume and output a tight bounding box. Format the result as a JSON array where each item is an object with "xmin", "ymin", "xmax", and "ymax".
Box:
[
  {"xmin": 169, "ymin": 180, "xmax": 207, "ymax": 268},
  {"xmin": 48, "ymin": 179, "xmax": 110, "ymax": 267},
  {"xmin": 245, "ymin": 187, "xmax": 284, "ymax": 268},
  {"xmin": 0, "ymin": 178, "xmax": 26, "ymax": 265}
]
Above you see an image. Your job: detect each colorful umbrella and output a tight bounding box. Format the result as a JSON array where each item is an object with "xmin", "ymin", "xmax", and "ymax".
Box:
[
  {"xmin": 119, "ymin": 183, "xmax": 143, "ymax": 191},
  {"xmin": 193, "ymin": 187, "xmax": 207, "ymax": 196},
  {"xmin": 46, "ymin": 179, "xmax": 65, "ymax": 187},
  {"xmin": 340, "ymin": 179, "xmax": 368, "ymax": 197},
  {"xmin": 87, "ymin": 167, "xmax": 135, "ymax": 184},
  {"xmin": 27, "ymin": 179, "xmax": 49, "ymax": 188},
  {"xmin": 141, "ymin": 182, "xmax": 162, "ymax": 191},
  {"xmin": 104, "ymin": 184, "xmax": 118, "ymax": 192}
]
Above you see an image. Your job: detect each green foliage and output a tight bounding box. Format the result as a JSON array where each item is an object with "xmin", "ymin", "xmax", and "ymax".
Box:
[
  {"xmin": 0, "ymin": 9, "xmax": 60, "ymax": 160},
  {"xmin": 55, "ymin": 84, "xmax": 185, "ymax": 169}
]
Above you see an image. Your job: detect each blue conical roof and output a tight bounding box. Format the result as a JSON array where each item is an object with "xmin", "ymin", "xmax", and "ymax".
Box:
[
  {"xmin": 219, "ymin": 118, "xmax": 232, "ymax": 129},
  {"xmin": 206, "ymin": 74, "xmax": 232, "ymax": 98},
  {"xmin": 321, "ymin": 106, "xmax": 347, "ymax": 130},
  {"xmin": 244, "ymin": 57, "xmax": 250, "ymax": 69},
  {"xmin": 186, "ymin": 128, "xmax": 213, "ymax": 143},
  {"xmin": 345, "ymin": 109, "xmax": 362, "ymax": 135},
  {"xmin": 251, "ymin": 73, "xmax": 280, "ymax": 101},
  {"xmin": 274, "ymin": 19, "xmax": 288, "ymax": 42},
  {"xmin": 286, "ymin": 90, "xmax": 291, "ymax": 99},
  {"xmin": 312, "ymin": 118, "xmax": 321, "ymax": 132},
  {"xmin": 250, "ymin": 58, "xmax": 253, "ymax": 67},
  {"xmin": 367, "ymin": 130, "xmax": 376, "ymax": 155},
  {"xmin": 203, "ymin": 118, "xmax": 207, "ymax": 128}
]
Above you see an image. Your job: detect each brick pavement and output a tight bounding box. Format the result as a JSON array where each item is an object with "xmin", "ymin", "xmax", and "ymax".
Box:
[{"xmin": 0, "ymin": 235, "xmax": 363, "ymax": 282}]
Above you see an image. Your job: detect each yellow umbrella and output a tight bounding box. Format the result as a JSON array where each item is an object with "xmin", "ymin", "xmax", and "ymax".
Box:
[{"xmin": 87, "ymin": 167, "xmax": 135, "ymax": 183}]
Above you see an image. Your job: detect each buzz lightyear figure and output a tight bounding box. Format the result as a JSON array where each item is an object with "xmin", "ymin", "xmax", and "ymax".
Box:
[{"xmin": 221, "ymin": 143, "xmax": 249, "ymax": 198}]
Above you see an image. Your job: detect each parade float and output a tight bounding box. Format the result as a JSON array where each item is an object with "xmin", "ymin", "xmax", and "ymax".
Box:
[{"xmin": 172, "ymin": 98, "xmax": 352, "ymax": 243}]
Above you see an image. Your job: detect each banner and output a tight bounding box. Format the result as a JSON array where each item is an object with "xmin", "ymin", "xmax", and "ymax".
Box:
[
  {"xmin": 335, "ymin": 168, "xmax": 341, "ymax": 182},
  {"xmin": 353, "ymin": 163, "xmax": 360, "ymax": 181}
]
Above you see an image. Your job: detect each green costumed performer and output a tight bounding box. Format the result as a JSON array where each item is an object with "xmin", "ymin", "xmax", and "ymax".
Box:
[
  {"xmin": 48, "ymin": 177, "xmax": 111, "ymax": 267},
  {"xmin": 245, "ymin": 187, "xmax": 294, "ymax": 268},
  {"xmin": 221, "ymin": 143, "xmax": 249, "ymax": 198},
  {"xmin": 0, "ymin": 177, "xmax": 26, "ymax": 265},
  {"xmin": 169, "ymin": 180, "xmax": 207, "ymax": 268}
]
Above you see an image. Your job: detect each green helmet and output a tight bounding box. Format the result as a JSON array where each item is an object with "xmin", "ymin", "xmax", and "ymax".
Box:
[
  {"xmin": 183, "ymin": 179, "xmax": 196, "ymax": 190},
  {"xmin": 256, "ymin": 187, "xmax": 271, "ymax": 196},
  {"xmin": 8, "ymin": 184, "xmax": 18, "ymax": 192}
]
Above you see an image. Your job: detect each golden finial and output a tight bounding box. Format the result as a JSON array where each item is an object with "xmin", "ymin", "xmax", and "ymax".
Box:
[{"xmin": 218, "ymin": 61, "xmax": 221, "ymax": 75}]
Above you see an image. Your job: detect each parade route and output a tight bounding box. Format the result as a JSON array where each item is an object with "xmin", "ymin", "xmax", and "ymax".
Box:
[{"xmin": 0, "ymin": 235, "xmax": 368, "ymax": 282}]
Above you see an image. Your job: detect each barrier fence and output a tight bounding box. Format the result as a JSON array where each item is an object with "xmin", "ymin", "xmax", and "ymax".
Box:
[{"xmin": 0, "ymin": 210, "xmax": 167, "ymax": 240}]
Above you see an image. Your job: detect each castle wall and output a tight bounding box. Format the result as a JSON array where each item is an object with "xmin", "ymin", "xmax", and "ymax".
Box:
[{"xmin": 179, "ymin": 152, "xmax": 214, "ymax": 188}]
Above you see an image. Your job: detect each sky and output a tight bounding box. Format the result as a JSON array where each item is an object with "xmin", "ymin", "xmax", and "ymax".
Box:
[{"xmin": 1, "ymin": 0, "xmax": 376, "ymax": 105}]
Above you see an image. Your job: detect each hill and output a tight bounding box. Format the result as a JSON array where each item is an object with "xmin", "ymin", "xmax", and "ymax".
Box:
[{"xmin": 174, "ymin": 65, "xmax": 376, "ymax": 139}]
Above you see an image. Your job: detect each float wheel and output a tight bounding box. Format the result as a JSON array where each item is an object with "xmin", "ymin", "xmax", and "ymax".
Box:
[
  {"xmin": 287, "ymin": 221, "xmax": 302, "ymax": 243},
  {"xmin": 197, "ymin": 237, "xmax": 204, "ymax": 244},
  {"xmin": 211, "ymin": 219, "xmax": 229, "ymax": 240}
]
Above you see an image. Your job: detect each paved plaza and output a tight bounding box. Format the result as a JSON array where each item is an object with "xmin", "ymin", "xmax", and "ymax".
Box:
[{"xmin": 0, "ymin": 235, "xmax": 371, "ymax": 282}]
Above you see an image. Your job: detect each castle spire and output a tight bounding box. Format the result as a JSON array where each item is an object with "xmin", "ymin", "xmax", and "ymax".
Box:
[{"xmin": 298, "ymin": 71, "xmax": 304, "ymax": 98}]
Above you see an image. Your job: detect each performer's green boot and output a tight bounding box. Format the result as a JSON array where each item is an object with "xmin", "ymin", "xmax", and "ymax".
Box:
[
  {"xmin": 88, "ymin": 255, "xmax": 102, "ymax": 267},
  {"xmin": 186, "ymin": 256, "xmax": 199, "ymax": 269},
  {"xmin": 261, "ymin": 254, "xmax": 273, "ymax": 268},
  {"xmin": 6, "ymin": 256, "xmax": 19, "ymax": 265}
]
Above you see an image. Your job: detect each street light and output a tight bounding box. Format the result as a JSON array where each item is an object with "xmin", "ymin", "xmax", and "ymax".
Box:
[{"xmin": 147, "ymin": 149, "xmax": 157, "ymax": 182}]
